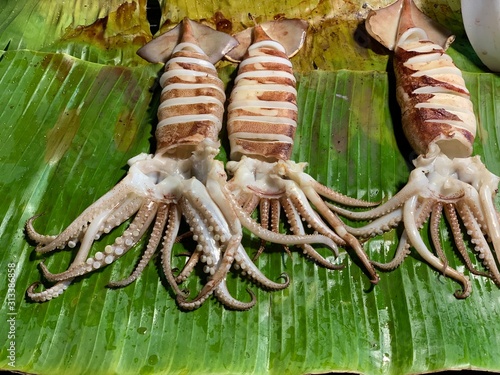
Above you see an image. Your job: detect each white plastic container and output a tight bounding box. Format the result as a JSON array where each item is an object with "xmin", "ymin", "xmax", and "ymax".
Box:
[{"xmin": 461, "ymin": 0, "xmax": 500, "ymax": 72}]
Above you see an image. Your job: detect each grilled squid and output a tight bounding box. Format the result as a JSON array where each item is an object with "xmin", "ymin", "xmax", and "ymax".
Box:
[
  {"xmin": 218, "ymin": 19, "xmax": 380, "ymax": 283},
  {"xmin": 27, "ymin": 19, "xmax": 336, "ymax": 310},
  {"xmin": 333, "ymin": 0, "xmax": 500, "ymax": 297}
]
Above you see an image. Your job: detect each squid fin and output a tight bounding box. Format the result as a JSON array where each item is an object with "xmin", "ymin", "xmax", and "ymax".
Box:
[
  {"xmin": 365, "ymin": 0, "xmax": 454, "ymax": 50},
  {"xmin": 225, "ymin": 18, "xmax": 308, "ymax": 62},
  {"xmin": 137, "ymin": 18, "xmax": 238, "ymax": 64}
]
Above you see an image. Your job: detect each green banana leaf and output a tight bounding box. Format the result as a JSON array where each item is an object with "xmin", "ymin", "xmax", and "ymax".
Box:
[{"xmin": 1, "ymin": 0, "xmax": 500, "ymax": 374}]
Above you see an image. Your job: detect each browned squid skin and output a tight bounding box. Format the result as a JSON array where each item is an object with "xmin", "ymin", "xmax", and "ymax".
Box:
[
  {"xmin": 394, "ymin": 40, "xmax": 475, "ymax": 158},
  {"xmin": 222, "ymin": 20, "xmax": 381, "ymax": 284},
  {"xmin": 348, "ymin": 0, "xmax": 500, "ymax": 298}
]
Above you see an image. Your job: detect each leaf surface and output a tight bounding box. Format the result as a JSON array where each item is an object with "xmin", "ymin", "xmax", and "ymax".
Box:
[{"xmin": 1, "ymin": 1, "xmax": 500, "ymax": 375}]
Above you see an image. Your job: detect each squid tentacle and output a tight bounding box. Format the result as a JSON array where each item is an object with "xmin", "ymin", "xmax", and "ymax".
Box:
[
  {"xmin": 371, "ymin": 232, "xmax": 412, "ymax": 271},
  {"xmin": 253, "ymin": 198, "xmax": 272, "ymax": 260},
  {"xmin": 286, "ymin": 184, "xmax": 344, "ymax": 248},
  {"xmin": 26, "ymin": 280, "xmax": 73, "ymax": 302},
  {"xmin": 373, "ymin": 197, "xmax": 433, "ymax": 270},
  {"xmin": 281, "ymin": 196, "xmax": 343, "ymax": 270},
  {"xmin": 221, "ymin": 184, "xmax": 339, "ymax": 249},
  {"xmin": 325, "ymin": 168, "xmax": 430, "ymax": 222},
  {"xmin": 479, "ymin": 180, "xmax": 500, "ymax": 259},
  {"xmin": 176, "ymin": 235, "xmax": 241, "ymax": 310},
  {"xmin": 39, "ymin": 201, "xmax": 158, "ymax": 283},
  {"xmin": 443, "ymin": 204, "xmax": 490, "ymax": 278},
  {"xmin": 344, "ymin": 209, "xmax": 403, "ymax": 239},
  {"xmin": 160, "ymin": 205, "xmax": 187, "ymax": 297},
  {"xmin": 233, "ymin": 245, "xmax": 291, "ymax": 290},
  {"xmin": 173, "ymin": 250, "xmax": 200, "ymax": 285},
  {"xmin": 456, "ymin": 203, "xmax": 500, "ymax": 285},
  {"xmin": 403, "ymin": 196, "xmax": 471, "ymax": 298},
  {"xmin": 108, "ymin": 203, "xmax": 170, "ymax": 288},
  {"xmin": 213, "ymin": 281, "xmax": 257, "ymax": 311},
  {"xmin": 36, "ymin": 188, "xmax": 141, "ymax": 254},
  {"xmin": 27, "ymin": 203, "xmax": 127, "ymax": 300},
  {"xmin": 297, "ymin": 174, "xmax": 379, "ymax": 282},
  {"xmin": 429, "ymin": 202, "xmax": 449, "ymax": 273},
  {"xmin": 310, "ymin": 179, "xmax": 378, "ymax": 207},
  {"xmin": 25, "ymin": 215, "xmax": 57, "ymax": 245}
]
